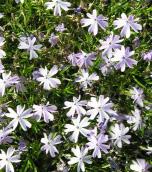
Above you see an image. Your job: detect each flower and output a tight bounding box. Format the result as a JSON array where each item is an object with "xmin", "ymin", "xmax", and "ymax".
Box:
[
  {"xmin": 0, "ymin": 128, "xmax": 13, "ymax": 144},
  {"xmin": 45, "ymin": 0, "xmax": 71, "ymax": 16},
  {"xmin": 33, "ymin": 102, "xmax": 57, "ymax": 123},
  {"xmin": 130, "ymin": 87, "xmax": 144, "ymax": 107},
  {"xmin": 130, "ymin": 159, "xmax": 151, "ymax": 172},
  {"xmin": 55, "ymin": 23, "xmax": 67, "ymax": 32},
  {"xmin": 111, "ymin": 46, "xmax": 137, "ymax": 72},
  {"xmin": 0, "ymin": 37, "xmax": 6, "ymax": 59},
  {"xmin": 67, "ymin": 51, "xmax": 96, "ymax": 68},
  {"xmin": 5, "ymin": 105, "xmax": 33, "ymax": 131},
  {"xmin": 68, "ymin": 146, "xmax": 92, "ymax": 172},
  {"xmin": 49, "ymin": 33, "xmax": 59, "ymax": 47},
  {"xmin": 0, "ymin": 62, "xmax": 4, "ymax": 73},
  {"xmin": 110, "ymin": 123, "xmax": 131, "ymax": 148},
  {"xmin": 0, "ymin": 72, "xmax": 20, "ymax": 96},
  {"xmin": 114, "ymin": 13, "xmax": 142, "ymax": 38},
  {"xmin": 35, "ymin": 65, "xmax": 61, "ymax": 90},
  {"xmin": 86, "ymin": 127, "xmax": 110, "ymax": 158},
  {"xmin": 41, "ymin": 133, "xmax": 62, "ymax": 157},
  {"xmin": 75, "ymin": 69, "xmax": 99, "ymax": 89},
  {"xmin": 64, "ymin": 115, "xmax": 90, "ymax": 143},
  {"xmin": 81, "ymin": 9, "xmax": 108, "ymax": 36},
  {"xmin": 143, "ymin": 50, "xmax": 152, "ymax": 61},
  {"xmin": 75, "ymin": 51, "xmax": 96, "ymax": 69},
  {"xmin": 18, "ymin": 36, "xmax": 42, "ymax": 60},
  {"xmin": 64, "ymin": 96, "xmax": 87, "ymax": 117},
  {"xmin": 99, "ymin": 32, "xmax": 123, "ymax": 58},
  {"xmin": 127, "ymin": 108, "xmax": 142, "ymax": 131},
  {"xmin": 87, "ymin": 95, "xmax": 116, "ymax": 123},
  {"xmin": 0, "ymin": 147, "xmax": 21, "ymax": 172}
]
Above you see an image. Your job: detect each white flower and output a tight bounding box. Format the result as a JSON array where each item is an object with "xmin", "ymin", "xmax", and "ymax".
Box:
[
  {"xmin": 111, "ymin": 46, "xmax": 137, "ymax": 72},
  {"xmin": 81, "ymin": 9, "xmax": 108, "ymax": 36},
  {"xmin": 41, "ymin": 133, "xmax": 62, "ymax": 157},
  {"xmin": 87, "ymin": 95, "xmax": 116, "ymax": 123},
  {"xmin": 18, "ymin": 36, "xmax": 42, "ymax": 60},
  {"xmin": 110, "ymin": 123, "xmax": 131, "ymax": 148},
  {"xmin": 130, "ymin": 87, "xmax": 144, "ymax": 107},
  {"xmin": 45, "ymin": 0, "xmax": 71, "ymax": 16},
  {"xmin": 36, "ymin": 66, "xmax": 61, "ymax": 90},
  {"xmin": 0, "ymin": 72, "xmax": 20, "ymax": 96},
  {"xmin": 5, "ymin": 105, "xmax": 33, "ymax": 131},
  {"xmin": 86, "ymin": 127, "xmax": 110, "ymax": 158},
  {"xmin": 130, "ymin": 159, "xmax": 151, "ymax": 172},
  {"xmin": 64, "ymin": 115, "xmax": 90, "ymax": 143},
  {"xmin": 127, "ymin": 108, "xmax": 142, "ymax": 131},
  {"xmin": 114, "ymin": 13, "xmax": 142, "ymax": 38},
  {"xmin": 0, "ymin": 147, "xmax": 21, "ymax": 172},
  {"xmin": 0, "ymin": 37, "xmax": 6, "ymax": 59},
  {"xmin": 68, "ymin": 146, "xmax": 92, "ymax": 172},
  {"xmin": 64, "ymin": 96, "xmax": 87, "ymax": 117},
  {"xmin": 33, "ymin": 102, "xmax": 57, "ymax": 123},
  {"xmin": 75, "ymin": 69, "xmax": 99, "ymax": 90},
  {"xmin": 99, "ymin": 32, "xmax": 123, "ymax": 58}
]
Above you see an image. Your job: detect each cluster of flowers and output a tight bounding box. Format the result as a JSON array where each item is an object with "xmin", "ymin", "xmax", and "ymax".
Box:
[{"xmin": 0, "ymin": 0, "xmax": 151, "ymax": 172}]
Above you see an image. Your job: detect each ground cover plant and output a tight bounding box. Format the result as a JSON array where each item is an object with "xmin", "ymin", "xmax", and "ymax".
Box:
[{"xmin": 0, "ymin": 0, "xmax": 152, "ymax": 171}]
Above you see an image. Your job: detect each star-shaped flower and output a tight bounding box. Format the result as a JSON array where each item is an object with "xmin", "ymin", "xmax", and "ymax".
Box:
[
  {"xmin": 68, "ymin": 146, "xmax": 92, "ymax": 172},
  {"xmin": 45, "ymin": 0, "xmax": 71, "ymax": 16},
  {"xmin": 114, "ymin": 13, "xmax": 142, "ymax": 38},
  {"xmin": 81, "ymin": 9, "xmax": 108, "ymax": 36},
  {"xmin": 5, "ymin": 105, "xmax": 33, "ymax": 131},
  {"xmin": 64, "ymin": 115, "xmax": 90, "ymax": 143}
]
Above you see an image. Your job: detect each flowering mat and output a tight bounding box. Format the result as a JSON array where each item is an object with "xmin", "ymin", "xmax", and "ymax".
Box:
[{"xmin": 0, "ymin": 0, "xmax": 152, "ymax": 172}]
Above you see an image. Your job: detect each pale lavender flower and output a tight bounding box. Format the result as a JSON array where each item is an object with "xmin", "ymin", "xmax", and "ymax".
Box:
[
  {"xmin": 15, "ymin": 77, "xmax": 26, "ymax": 93},
  {"xmin": 127, "ymin": 108, "xmax": 142, "ymax": 131},
  {"xmin": 75, "ymin": 51, "xmax": 96, "ymax": 69},
  {"xmin": 67, "ymin": 53, "xmax": 78, "ymax": 66},
  {"xmin": 64, "ymin": 115, "xmax": 90, "ymax": 143},
  {"xmin": 0, "ymin": 128, "xmax": 13, "ymax": 144},
  {"xmin": 86, "ymin": 127, "xmax": 110, "ymax": 158},
  {"xmin": 49, "ymin": 33, "xmax": 59, "ymax": 46},
  {"xmin": 18, "ymin": 36, "xmax": 42, "ymax": 60},
  {"xmin": 55, "ymin": 23, "xmax": 67, "ymax": 32},
  {"xmin": 5, "ymin": 105, "xmax": 33, "ymax": 131},
  {"xmin": 110, "ymin": 123, "xmax": 131, "ymax": 148},
  {"xmin": 64, "ymin": 96, "xmax": 87, "ymax": 117},
  {"xmin": 0, "ymin": 37, "xmax": 6, "ymax": 59},
  {"xmin": 0, "ymin": 62, "xmax": 4, "ymax": 73},
  {"xmin": 41, "ymin": 133, "xmax": 62, "ymax": 157},
  {"xmin": 45, "ymin": 0, "xmax": 71, "ymax": 16},
  {"xmin": 130, "ymin": 159, "xmax": 151, "ymax": 172},
  {"xmin": 111, "ymin": 46, "xmax": 137, "ymax": 72},
  {"xmin": 0, "ymin": 147, "xmax": 21, "ymax": 172},
  {"xmin": 143, "ymin": 51, "xmax": 152, "ymax": 61},
  {"xmin": 68, "ymin": 146, "xmax": 92, "ymax": 172},
  {"xmin": 81, "ymin": 9, "xmax": 108, "ymax": 36},
  {"xmin": 99, "ymin": 32, "xmax": 123, "ymax": 58},
  {"xmin": 114, "ymin": 13, "xmax": 142, "ymax": 38},
  {"xmin": 87, "ymin": 95, "xmax": 116, "ymax": 123},
  {"xmin": 130, "ymin": 87, "xmax": 144, "ymax": 107},
  {"xmin": 75, "ymin": 69, "xmax": 99, "ymax": 90},
  {"xmin": 100, "ymin": 56, "xmax": 113, "ymax": 76},
  {"xmin": 35, "ymin": 66, "xmax": 61, "ymax": 90},
  {"xmin": 0, "ymin": 72, "xmax": 20, "ymax": 96},
  {"xmin": 33, "ymin": 102, "xmax": 57, "ymax": 123}
]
